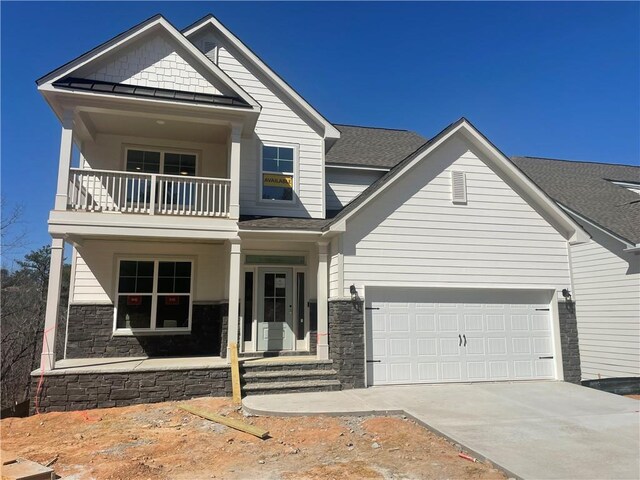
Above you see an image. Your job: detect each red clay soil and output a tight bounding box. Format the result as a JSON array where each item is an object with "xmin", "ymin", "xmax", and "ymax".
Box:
[
  {"xmin": 627, "ymin": 394, "xmax": 640, "ymax": 400},
  {"xmin": 1, "ymin": 397, "xmax": 506, "ymax": 480}
]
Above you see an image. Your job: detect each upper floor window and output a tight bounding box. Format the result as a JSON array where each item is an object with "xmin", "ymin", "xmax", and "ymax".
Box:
[
  {"xmin": 126, "ymin": 149, "xmax": 197, "ymax": 176},
  {"xmin": 261, "ymin": 145, "xmax": 295, "ymax": 202}
]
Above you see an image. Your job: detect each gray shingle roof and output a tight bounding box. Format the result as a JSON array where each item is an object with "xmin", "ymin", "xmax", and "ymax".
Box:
[
  {"xmin": 513, "ymin": 157, "xmax": 640, "ymax": 245},
  {"xmin": 238, "ymin": 216, "xmax": 329, "ymax": 231},
  {"xmin": 326, "ymin": 124, "xmax": 427, "ymax": 168}
]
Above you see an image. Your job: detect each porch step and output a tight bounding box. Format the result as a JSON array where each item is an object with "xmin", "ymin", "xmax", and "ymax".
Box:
[
  {"xmin": 239, "ymin": 358, "xmax": 342, "ymax": 396},
  {"xmin": 242, "ymin": 369, "xmax": 338, "ymax": 384},
  {"xmin": 242, "ymin": 379, "xmax": 342, "ymax": 395}
]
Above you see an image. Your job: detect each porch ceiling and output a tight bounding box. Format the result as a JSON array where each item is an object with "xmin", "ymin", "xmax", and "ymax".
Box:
[{"xmin": 83, "ymin": 110, "xmax": 230, "ymax": 143}]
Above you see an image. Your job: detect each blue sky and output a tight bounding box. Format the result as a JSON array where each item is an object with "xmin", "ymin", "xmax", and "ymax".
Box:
[{"xmin": 1, "ymin": 1, "xmax": 639, "ymax": 262}]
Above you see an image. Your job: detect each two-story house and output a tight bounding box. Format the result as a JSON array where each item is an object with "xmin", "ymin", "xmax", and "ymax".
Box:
[{"xmin": 33, "ymin": 13, "xmax": 604, "ymax": 413}]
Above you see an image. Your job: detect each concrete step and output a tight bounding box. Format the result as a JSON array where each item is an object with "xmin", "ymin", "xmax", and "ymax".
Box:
[
  {"xmin": 242, "ymin": 379, "xmax": 342, "ymax": 396},
  {"xmin": 242, "ymin": 369, "xmax": 338, "ymax": 384},
  {"xmin": 241, "ymin": 359, "xmax": 334, "ymax": 372}
]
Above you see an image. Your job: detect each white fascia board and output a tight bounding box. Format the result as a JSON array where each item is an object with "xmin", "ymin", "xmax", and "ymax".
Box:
[
  {"xmin": 623, "ymin": 245, "xmax": 640, "ymax": 253},
  {"xmin": 38, "ymin": 16, "xmax": 260, "ymax": 111},
  {"xmin": 183, "ymin": 16, "xmax": 340, "ymax": 141},
  {"xmin": 559, "ymin": 204, "xmax": 635, "ymax": 249},
  {"xmin": 325, "ymin": 164, "xmax": 391, "ymax": 172},
  {"xmin": 328, "ymin": 119, "xmax": 590, "ymax": 245}
]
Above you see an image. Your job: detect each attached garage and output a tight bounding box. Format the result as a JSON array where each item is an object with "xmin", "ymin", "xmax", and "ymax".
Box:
[{"xmin": 365, "ymin": 288, "xmax": 557, "ymax": 386}]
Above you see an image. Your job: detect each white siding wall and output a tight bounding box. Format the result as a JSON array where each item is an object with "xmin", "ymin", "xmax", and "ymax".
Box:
[
  {"xmin": 339, "ymin": 135, "xmax": 571, "ymax": 297},
  {"xmin": 570, "ymin": 226, "xmax": 640, "ymax": 380},
  {"xmin": 83, "ymin": 33, "xmax": 221, "ymax": 95},
  {"xmin": 192, "ymin": 32, "xmax": 325, "ymax": 218},
  {"xmin": 329, "ymin": 236, "xmax": 340, "ymax": 298},
  {"xmin": 326, "ymin": 169, "xmax": 385, "ymax": 211},
  {"xmin": 70, "ymin": 240, "xmax": 229, "ymax": 304}
]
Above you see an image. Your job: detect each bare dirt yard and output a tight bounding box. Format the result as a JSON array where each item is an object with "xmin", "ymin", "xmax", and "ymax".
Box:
[{"xmin": 1, "ymin": 397, "xmax": 506, "ymax": 480}]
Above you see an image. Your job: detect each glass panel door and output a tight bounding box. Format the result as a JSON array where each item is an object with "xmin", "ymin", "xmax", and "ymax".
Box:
[{"xmin": 257, "ymin": 268, "xmax": 293, "ymax": 351}]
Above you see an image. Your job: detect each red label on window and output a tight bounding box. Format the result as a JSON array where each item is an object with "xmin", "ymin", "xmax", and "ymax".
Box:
[
  {"xmin": 165, "ymin": 296, "xmax": 180, "ymax": 305},
  {"xmin": 127, "ymin": 296, "xmax": 142, "ymax": 306}
]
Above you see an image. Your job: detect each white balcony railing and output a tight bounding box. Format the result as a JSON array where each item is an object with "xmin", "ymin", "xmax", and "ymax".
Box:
[{"xmin": 68, "ymin": 168, "xmax": 231, "ymax": 217}]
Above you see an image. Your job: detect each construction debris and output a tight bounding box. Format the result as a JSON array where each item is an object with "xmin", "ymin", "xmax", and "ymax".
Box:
[
  {"xmin": 458, "ymin": 452, "xmax": 478, "ymax": 463},
  {"xmin": 1, "ymin": 453, "xmax": 54, "ymax": 480},
  {"xmin": 229, "ymin": 342, "xmax": 242, "ymax": 405},
  {"xmin": 178, "ymin": 405, "xmax": 269, "ymax": 439}
]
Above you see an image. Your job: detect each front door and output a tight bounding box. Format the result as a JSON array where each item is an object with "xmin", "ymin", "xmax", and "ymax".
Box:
[{"xmin": 257, "ymin": 268, "xmax": 294, "ymax": 351}]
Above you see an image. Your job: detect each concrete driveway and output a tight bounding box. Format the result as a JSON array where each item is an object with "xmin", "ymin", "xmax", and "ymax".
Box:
[{"xmin": 243, "ymin": 381, "xmax": 640, "ymax": 480}]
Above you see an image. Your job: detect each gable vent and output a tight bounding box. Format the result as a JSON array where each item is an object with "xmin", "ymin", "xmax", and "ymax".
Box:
[
  {"xmin": 451, "ymin": 171, "xmax": 467, "ymax": 204},
  {"xmin": 203, "ymin": 41, "xmax": 218, "ymax": 64}
]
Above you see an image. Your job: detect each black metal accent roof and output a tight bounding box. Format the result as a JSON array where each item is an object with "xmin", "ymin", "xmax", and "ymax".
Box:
[{"xmin": 52, "ymin": 77, "xmax": 252, "ymax": 108}]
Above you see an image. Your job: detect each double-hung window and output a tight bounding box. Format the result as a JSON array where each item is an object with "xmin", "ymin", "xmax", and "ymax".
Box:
[
  {"xmin": 261, "ymin": 145, "xmax": 295, "ymax": 201},
  {"xmin": 116, "ymin": 259, "xmax": 192, "ymax": 332}
]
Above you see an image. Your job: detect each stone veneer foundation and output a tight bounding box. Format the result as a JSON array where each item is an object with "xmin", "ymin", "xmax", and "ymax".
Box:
[
  {"xmin": 328, "ymin": 299, "xmax": 365, "ymax": 389},
  {"xmin": 558, "ymin": 300, "xmax": 582, "ymax": 384},
  {"xmin": 30, "ymin": 365, "xmax": 231, "ymax": 414},
  {"xmin": 65, "ymin": 303, "xmax": 228, "ymax": 358}
]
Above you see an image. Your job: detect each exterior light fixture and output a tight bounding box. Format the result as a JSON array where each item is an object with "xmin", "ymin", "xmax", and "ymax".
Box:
[
  {"xmin": 349, "ymin": 285, "xmax": 362, "ymax": 312},
  {"xmin": 561, "ymin": 288, "xmax": 574, "ymax": 313}
]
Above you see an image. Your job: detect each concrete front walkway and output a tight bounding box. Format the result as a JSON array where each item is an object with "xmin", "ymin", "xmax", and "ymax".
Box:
[{"xmin": 243, "ymin": 381, "xmax": 640, "ymax": 480}]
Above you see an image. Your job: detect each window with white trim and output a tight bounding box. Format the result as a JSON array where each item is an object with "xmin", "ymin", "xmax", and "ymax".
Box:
[
  {"xmin": 261, "ymin": 145, "xmax": 295, "ymax": 201},
  {"xmin": 116, "ymin": 260, "xmax": 192, "ymax": 331}
]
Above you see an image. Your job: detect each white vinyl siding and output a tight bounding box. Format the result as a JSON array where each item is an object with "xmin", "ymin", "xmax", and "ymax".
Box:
[
  {"xmin": 69, "ymin": 241, "xmax": 229, "ymax": 305},
  {"xmin": 212, "ymin": 39, "xmax": 325, "ymax": 218},
  {"xmin": 329, "ymin": 237, "xmax": 340, "ymax": 298},
  {"xmin": 71, "ymin": 249, "xmax": 111, "ymax": 304},
  {"xmin": 340, "ymin": 136, "xmax": 571, "ymax": 297},
  {"xmin": 570, "ymin": 226, "xmax": 640, "ymax": 380},
  {"xmin": 326, "ymin": 169, "xmax": 385, "ymax": 211}
]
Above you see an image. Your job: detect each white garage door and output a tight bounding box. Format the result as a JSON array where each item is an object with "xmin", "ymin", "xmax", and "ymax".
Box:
[{"xmin": 366, "ymin": 288, "xmax": 556, "ymax": 386}]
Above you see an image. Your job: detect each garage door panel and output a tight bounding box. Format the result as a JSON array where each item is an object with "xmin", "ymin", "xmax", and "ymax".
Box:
[
  {"xmin": 389, "ymin": 314, "xmax": 410, "ymax": 332},
  {"xmin": 438, "ymin": 314, "xmax": 459, "ymax": 331},
  {"xmin": 417, "ymin": 362, "xmax": 438, "ymax": 381},
  {"xmin": 467, "ymin": 362, "xmax": 488, "ymax": 380},
  {"xmin": 441, "ymin": 362, "xmax": 463, "ymax": 381},
  {"xmin": 512, "ymin": 337, "xmax": 532, "ymax": 354},
  {"xmin": 489, "ymin": 361, "xmax": 509, "ymax": 379},
  {"xmin": 417, "ymin": 338, "xmax": 437, "ymax": 356},
  {"xmin": 416, "ymin": 314, "xmax": 436, "ymax": 332},
  {"xmin": 514, "ymin": 360, "xmax": 534, "ymax": 378},
  {"xmin": 487, "ymin": 337, "xmax": 508, "ymax": 355},
  {"xmin": 366, "ymin": 289, "xmax": 555, "ymax": 386},
  {"xmin": 440, "ymin": 337, "xmax": 462, "ymax": 356},
  {"xmin": 389, "ymin": 338, "xmax": 411, "ymax": 356}
]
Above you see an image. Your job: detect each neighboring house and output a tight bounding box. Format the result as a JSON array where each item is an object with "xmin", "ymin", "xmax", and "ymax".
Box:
[
  {"xmin": 33, "ymin": 13, "xmax": 595, "ymax": 413},
  {"xmin": 513, "ymin": 158, "xmax": 640, "ymax": 383}
]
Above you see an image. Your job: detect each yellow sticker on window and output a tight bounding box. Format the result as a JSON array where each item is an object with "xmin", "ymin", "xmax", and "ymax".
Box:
[{"xmin": 263, "ymin": 174, "xmax": 293, "ymax": 188}]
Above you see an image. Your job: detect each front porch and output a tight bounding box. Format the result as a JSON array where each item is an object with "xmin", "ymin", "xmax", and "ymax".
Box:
[{"xmin": 30, "ymin": 355, "xmax": 340, "ymax": 413}]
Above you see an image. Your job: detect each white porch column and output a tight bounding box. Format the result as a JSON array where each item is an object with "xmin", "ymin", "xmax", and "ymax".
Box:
[
  {"xmin": 54, "ymin": 110, "xmax": 75, "ymax": 211},
  {"xmin": 227, "ymin": 237, "xmax": 242, "ymax": 359},
  {"xmin": 41, "ymin": 237, "xmax": 65, "ymax": 371},
  {"xmin": 316, "ymin": 241, "xmax": 330, "ymax": 360},
  {"xmin": 228, "ymin": 123, "xmax": 242, "ymax": 219}
]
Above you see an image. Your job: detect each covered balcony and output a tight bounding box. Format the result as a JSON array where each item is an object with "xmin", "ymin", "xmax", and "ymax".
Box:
[{"xmin": 46, "ymin": 95, "xmax": 255, "ymax": 240}]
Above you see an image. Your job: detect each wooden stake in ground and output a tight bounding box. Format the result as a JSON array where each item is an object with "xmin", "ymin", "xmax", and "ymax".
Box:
[
  {"xmin": 178, "ymin": 405, "xmax": 269, "ymax": 439},
  {"xmin": 230, "ymin": 342, "xmax": 242, "ymax": 405}
]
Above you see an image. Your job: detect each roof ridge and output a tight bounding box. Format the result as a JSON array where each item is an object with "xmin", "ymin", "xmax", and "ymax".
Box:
[
  {"xmin": 333, "ymin": 123, "xmax": 417, "ymax": 133},
  {"xmin": 512, "ymin": 156, "xmax": 640, "ymax": 169}
]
